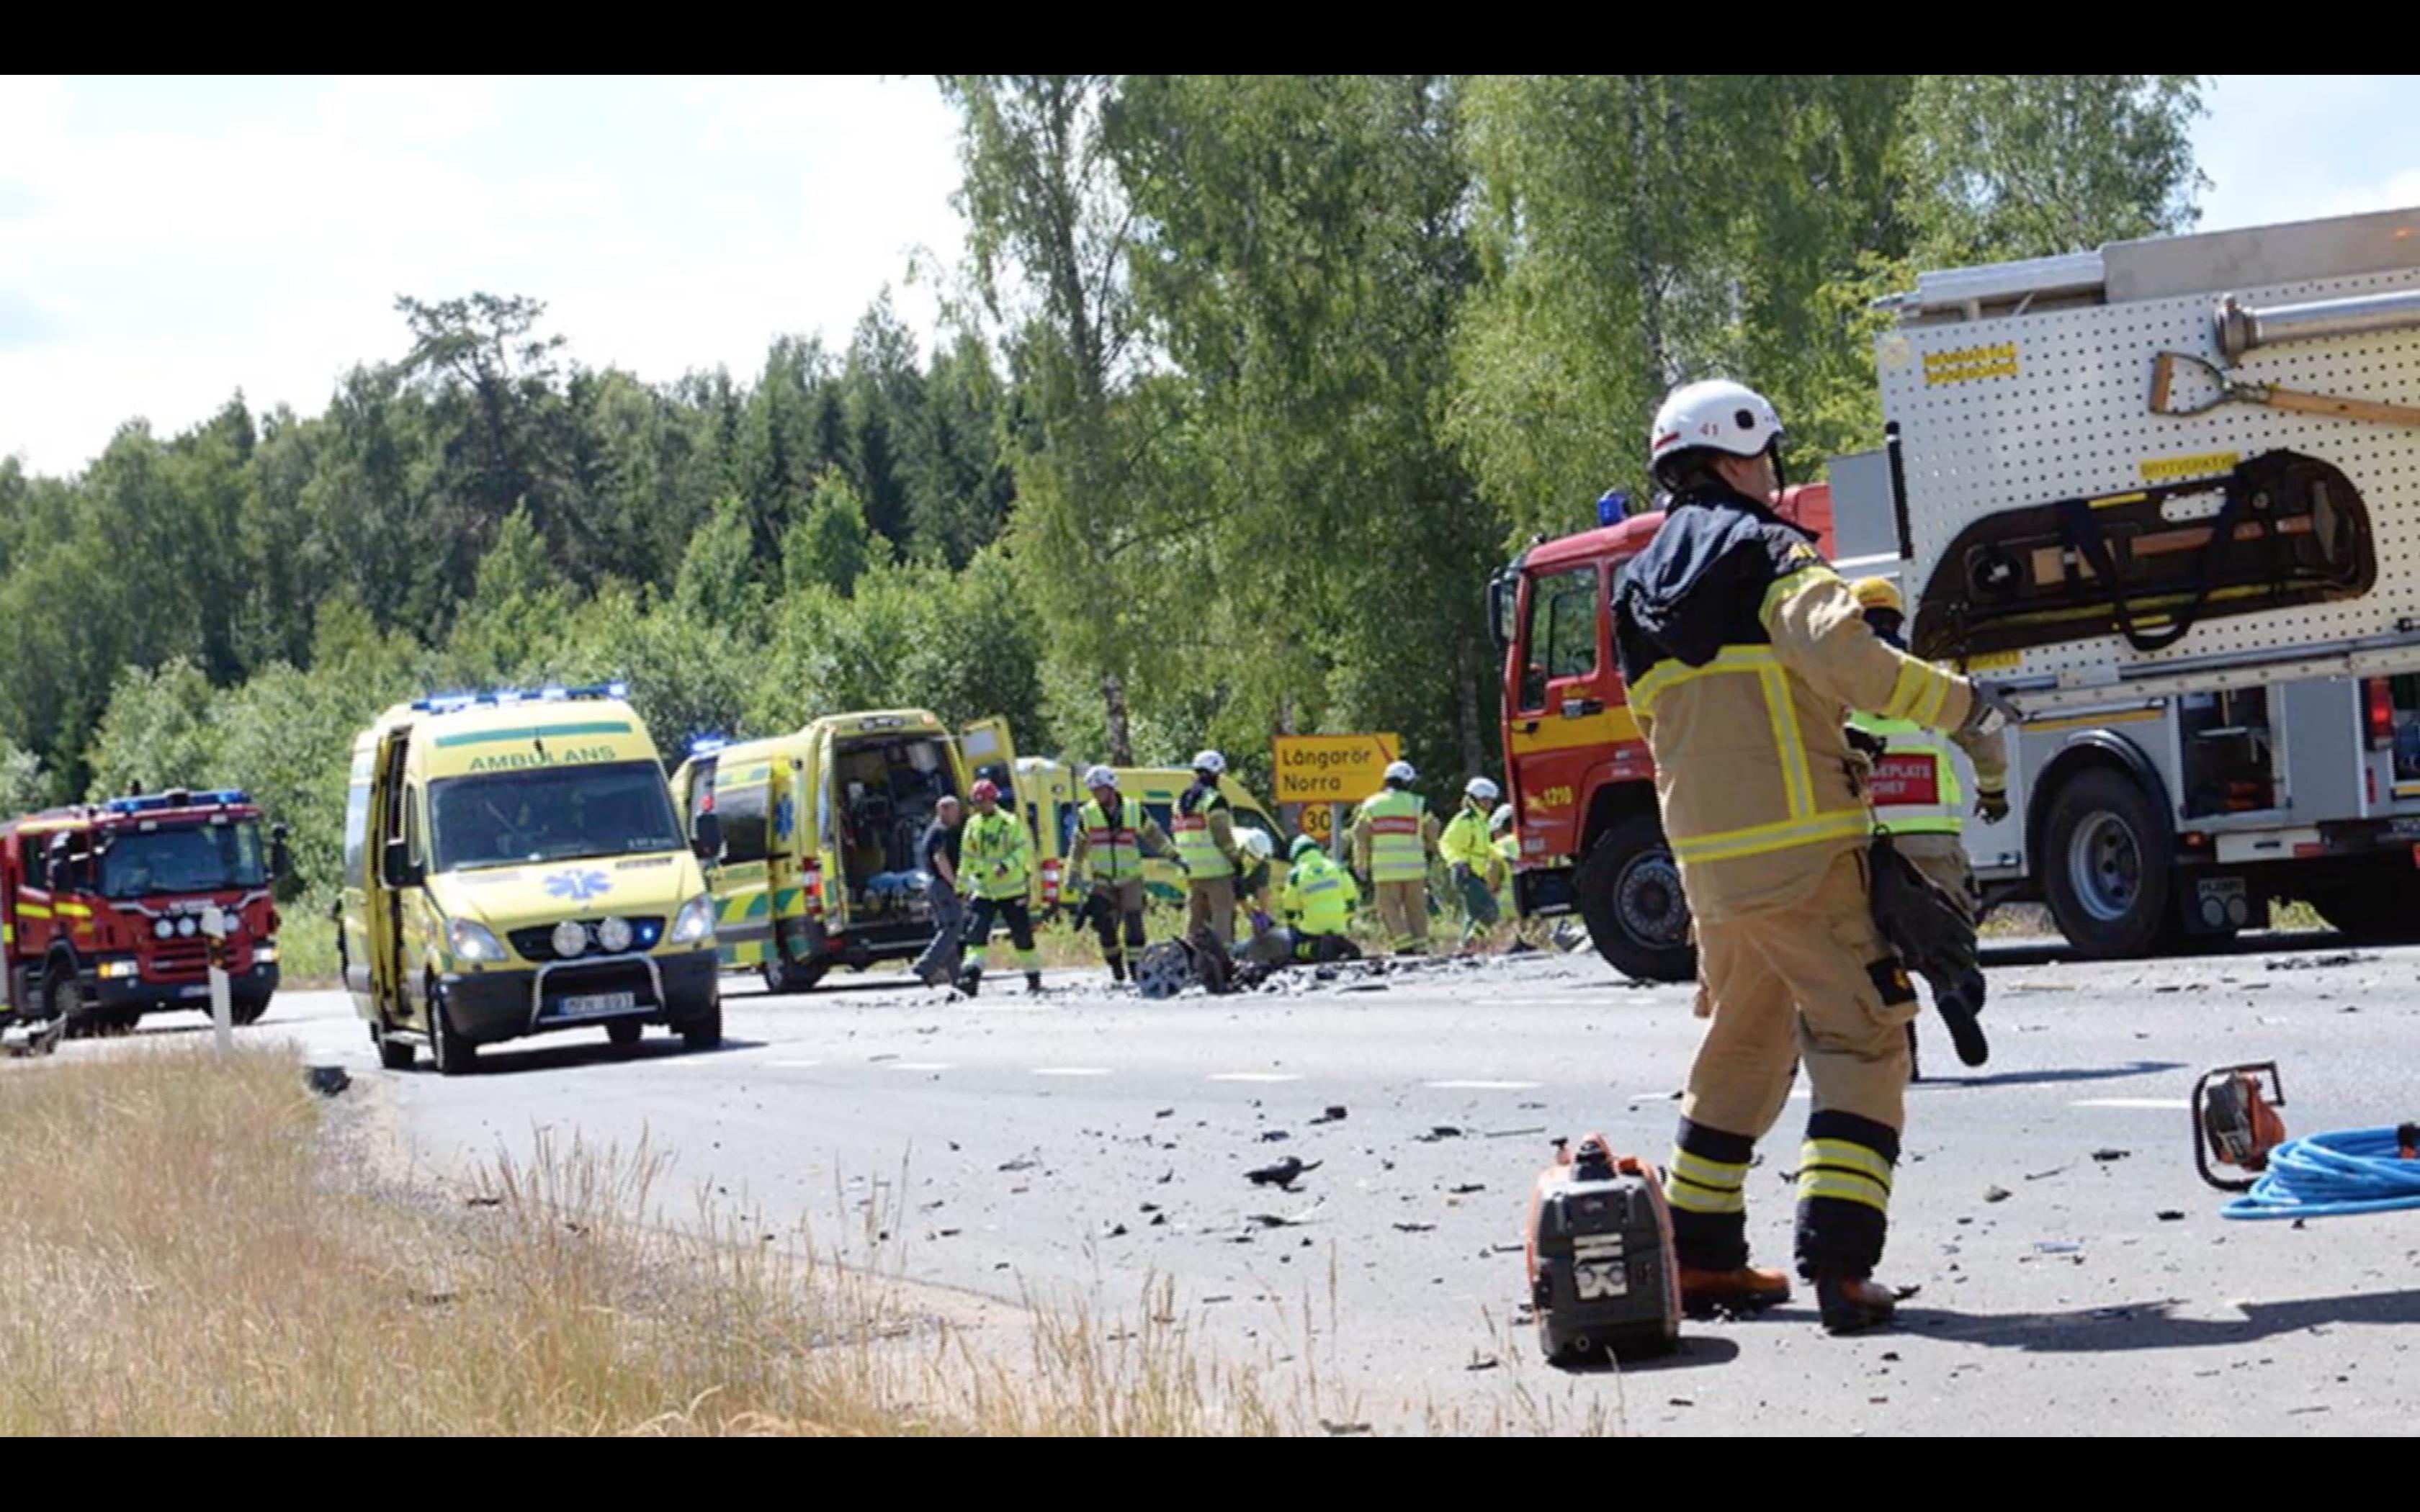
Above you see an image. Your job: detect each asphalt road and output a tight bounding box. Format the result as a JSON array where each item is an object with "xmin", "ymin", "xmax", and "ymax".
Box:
[{"xmin": 115, "ymin": 932, "xmax": 2420, "ymax": 1435}]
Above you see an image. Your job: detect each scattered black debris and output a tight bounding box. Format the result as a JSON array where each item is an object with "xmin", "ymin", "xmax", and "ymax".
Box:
[
  {"xmin": 1984, "ymin": 1186, "xmax": 2011, "ymax": 1203},
  {"xmin": 1157, "ymin": 1170, "xmax": 1175, "ymax": 1184},
  {"xmin": 1150, "ymin": 1213, "xmax": 1168, "ymax": 1227},
  {"xmin": 1891, "ymin": 1284, "xmax": 1922, "ymax": 1301},
  {"xmin": 1246, "ymin": 1201, "xmax": 1324, "ymax": 1230},
  {"xmin": 2157, "ymin": 1210, "xmax": 2187, "ymax": 1221},
  {"xmin": 2033, "ymin": 1241, "xmax": 2083, "ymax": 1255},
  {"xmin": 998, "ymin": 1156, "xmax": 1040, "ymax": 1172},
  {"xmin": 938, "ymin": 1228, "xmax": 961, "ymax": 1238},
  {"xmin": 464, "ymin": 1194, "xmax": 503, "ymax": 1209},
  {"xmin": 1415, "ymin": 1125, "xmax": 1464, "ymax": 1143},
  {"xmin": 1393, "ymin": 1222, "xmax": 1435, "ymax": 1233},
  {"xmin": 1321, "ymin": 1419, "xmax": 1375, "ymax": 1436},
  {"xmin": 1881, "ymin": 1351, "xmax": 1901, "ymax": 1362},
  {"xmin": 306, "ymin": 1065, "xmax": 350, "ymax": 1097},
  {"xmin": 1155, "ymin": 1108, "xmax": 1175, "ymax": 1119},
  {"xmin": 2024, "ymin": 1165, "xmax": 2069, "ymax": 1182},
  {"xmin": 1484, "ymin": 1126, "xmax": 1548, "ymax": 1139},
  {"xmin": 1465, "ymin": 1354, "xmax": 1499, "ymax": 1372},
  {"xmin": 1139, "ymin": 1202, "xmax": 1161, "ymax": 1213},
  {"xmin": 1448, "ymin": 1183, "xmax": 1487, "ymax": 1195},
  {"xmin": 1489, "ymin": 1242, "xmax": 1524, "ymax": 1254},
  {"xmin": 1106, "ymin": 1223, "xmax": 1129, "ymax": 1238},
  {"xmin": 1247, "ymin": 1157, "xmax": 1321, "ymax": 1187},
  {"xmin": 1204, "ymin": 1294, "xmax": 1233, "ymax": 1304},
  {"xmin": 1309, "ymin": 1105, "xmax": 1349, "ymax": 1125},
  {"xmin": 2091, "ymin": 1148, "xmax": 2131, "ymax": 1163},
  {"xmin": 1668, "ymin": 1396, "xmax": 1694, "ymax": 1408},
  {"xmin": 1259, "ymin": 1130, "xmax": 1292, "ymax": 1143},
  {"xmin": 2264, "ymin": 952, "xmax": 2369, "ymax": 972}
]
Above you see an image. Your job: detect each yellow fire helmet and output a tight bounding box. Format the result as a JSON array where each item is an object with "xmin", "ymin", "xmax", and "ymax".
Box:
[{"xmin": 1850, "ymin": 577, "xmax": 1904, "ymax": 616}]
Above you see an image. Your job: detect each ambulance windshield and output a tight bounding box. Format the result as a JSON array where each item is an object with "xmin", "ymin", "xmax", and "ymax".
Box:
[
  {"xmin": 98, "ymin": 821, "xmax": 266, "ymax": 899},
  {"xmin": 429, "ymin": 761, "xmax": 684, "ymax": 873}
]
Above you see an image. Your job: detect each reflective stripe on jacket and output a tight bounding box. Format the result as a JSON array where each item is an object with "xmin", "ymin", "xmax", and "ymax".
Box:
[
  {"xmin": 961, "ymin": 810, "xmax": 1034, "ymax": 900},
  {"xmin": 1358, "ymin": 788, "xmax": 1430, "ymax": 883},
  {"xmin": 1077, "ymin": 796, "xmax": 1147, "ymax": 882}
]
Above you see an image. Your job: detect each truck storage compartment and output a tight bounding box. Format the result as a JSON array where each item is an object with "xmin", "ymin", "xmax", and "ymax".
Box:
[{"xmin": 832, "ymin": 735, "xmax": 956, "ymax": 920}]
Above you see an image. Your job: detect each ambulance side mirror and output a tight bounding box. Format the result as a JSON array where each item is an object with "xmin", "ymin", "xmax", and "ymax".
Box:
[{"xmin": 380, "ymin": 836, "xmax": 421, "ymax": 889}]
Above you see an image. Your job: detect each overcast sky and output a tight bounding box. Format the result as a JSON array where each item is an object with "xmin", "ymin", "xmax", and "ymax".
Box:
[{"xmin": 4, "ymin": 74, "xmax": 2416, "ymax": 477}]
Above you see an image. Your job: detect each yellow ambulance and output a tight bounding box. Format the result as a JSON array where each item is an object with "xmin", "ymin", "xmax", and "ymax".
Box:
[
  {"xmin": 340, "ymin": 683, "xmax": 721, "ymax": 1074},
  {"xmin": 1013, "ymin": 757, "xmax": 1288, "ymax": 909},
  {"xmin": 669, "ymin": 711, "xmax": 1016, "ymax": 993}
]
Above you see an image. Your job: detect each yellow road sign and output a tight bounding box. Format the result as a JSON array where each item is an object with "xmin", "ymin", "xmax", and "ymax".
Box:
[
  {"xmin": 1273, "ymin": 734, "xmax": 1401, "ymax": 805},
  {"xmin": 1296, "ymin": 803, "xmax": 1332, "ymax": 845}
]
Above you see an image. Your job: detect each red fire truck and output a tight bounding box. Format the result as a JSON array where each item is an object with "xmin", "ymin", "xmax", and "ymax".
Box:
[
  {"xmin": 0, "ymin": 789, "xmax": 290, "ymax": 1032},
  {"xmin": 1487, "ymin": 487, "xmax": 1836, "ymax": 983}
]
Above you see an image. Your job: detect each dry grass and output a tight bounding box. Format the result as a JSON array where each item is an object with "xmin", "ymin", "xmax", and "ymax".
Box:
[{"xmin": 0, "ymin": 1042, "xmax": 1402, "ymax": 1436}]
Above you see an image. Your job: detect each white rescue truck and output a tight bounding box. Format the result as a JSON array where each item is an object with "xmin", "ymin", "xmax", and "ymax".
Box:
[{"xmin": 1833, "ymin": 204, "xmax": 2420, "ymax": 953}]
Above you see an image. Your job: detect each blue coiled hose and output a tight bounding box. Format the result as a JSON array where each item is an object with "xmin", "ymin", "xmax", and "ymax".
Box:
[{"xmin": 2222, "ymin": 1127, "xmax": 2420, "ymax": 1220}]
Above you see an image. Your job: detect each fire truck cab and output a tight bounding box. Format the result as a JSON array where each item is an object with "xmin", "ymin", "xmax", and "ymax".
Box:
[
  {"xmin": 0, "ymin": 790, "xmax": 289, "ymax": 1032},
  {"xmin": 1489, "ymin": 487, "xmax": 1837, "ymax": 982}
]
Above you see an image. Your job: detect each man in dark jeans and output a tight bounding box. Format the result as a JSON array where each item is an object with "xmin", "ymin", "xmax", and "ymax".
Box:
[{"xmin": 912, "ymin": 796, "xmax": 966, "ymax": 986}]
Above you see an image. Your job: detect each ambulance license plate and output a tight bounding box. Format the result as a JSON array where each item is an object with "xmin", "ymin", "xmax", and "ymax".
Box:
[
  {"xmin": 556, "ymin": 991, "xmax": 636, "ymax": 1020},
  {"xmin": 180, "ymin": 985, "xmax": 210, "ymax": 999}
]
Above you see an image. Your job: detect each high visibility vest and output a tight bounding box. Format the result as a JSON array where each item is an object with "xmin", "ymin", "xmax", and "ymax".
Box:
[
  {"xmin": 1172, "ymin": 787, "xmax": 1234, "ymax": 881},
  {"xmin": 1850, "ymin": 713, "xmax": 1966, "ymax": 837},
  {"xmin": 1281, "ymin": 850, "xmax": 1355, "ymax": 935},
  {"xmin": 1440, "ymin": 804, "xmax": 1494, "ymax": 868},
  {"xmin": 1079, "ymin": 796, "xmax": 1146, "ymax": 883},
  {"xmin": 962, "ymin": 811, "xmax": 1034, "ymax": 899},
  {"xmin": 1361, "ymin": 788, "xmax": 1429, "ymax": 883}
]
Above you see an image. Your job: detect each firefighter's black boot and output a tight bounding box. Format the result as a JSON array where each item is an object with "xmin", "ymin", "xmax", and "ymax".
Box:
[
  {"xmin": 1814, "ymin": 1272, "xmax": 1899, "ymax": 1335},
  {"xmin": 957, "ymin": 966, "xmax": 982, "ymax": 999},
  {"xmin": 1026, "ymin": 972, "xmax": 1046, "ymax": 994}
]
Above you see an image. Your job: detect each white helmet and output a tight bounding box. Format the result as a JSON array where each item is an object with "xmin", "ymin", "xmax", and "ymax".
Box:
[
  {"xmin": 1239, "ymin": 827, "xmax": 1273, "ymax": 860},
  {"xmin": 1464, "ymin": 775, "xmax": 1501, "ymax": 804},
  {"xmin": 1649, "ymin": 379, "xmax": 1783, "ymax": 481},
  {"xmin": 1384, "ymin": 759, "xmax": 1417, "ymax": 784},
  {"xmin": 1490, "ymin": 803, "xmax": 1515, "ymax": 833},
  {"xmin": 1083, "ymin": 764, "xmax": 1117, "ymax": 791},
  {"xmin": 1192, "ymin": 750, "xmax": 1226, "ymax": 775}
]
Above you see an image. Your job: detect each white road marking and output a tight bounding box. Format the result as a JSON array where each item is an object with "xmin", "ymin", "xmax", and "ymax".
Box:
[
  {"xmin": 1425, "ymin": 1079, "xmax": 1542, "ymax": 1091},
  {"xmin": 2070, "ymin": 1097, "xmax": 2190, "ymax": 1110},
  {"xmin": 889, "ymin": 1061, "xmax": 952, "ymax": 1072},
  {"xmin": 768, "ymin": 1059, "xmax": 822, "ymax": 1068},
  {"xmin": 1033, "ymin": 1067, "xmax": 1111, "ymax": 1077},
  {"xmin": 1208, "ymin": 1072, "xmax": 1301, "ymax": 1084}
]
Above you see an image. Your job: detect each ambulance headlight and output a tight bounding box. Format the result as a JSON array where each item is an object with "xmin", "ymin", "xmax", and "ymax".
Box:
[
  {"xmin": 596, "ymin": 916, "xmax": 634, "ymax": 954},
  {"xmin": 447, "ymin": 919, "xmax": 508, "ymax": 963},
  {"xmin": 551, "ymin": 920, "xmax": 590, "ymax": 959},
  {"xmin": 671, "ymin": 894, "xmax": 714, "ymax": 945},
  {"xmin": 154, "ymin": 919, "xmax": 175, "ymax": 940}
]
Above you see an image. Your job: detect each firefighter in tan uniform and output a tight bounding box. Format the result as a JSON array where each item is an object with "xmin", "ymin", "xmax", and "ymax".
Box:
[{"xmin": 1613, "ymin": 379, "xmax": 2015, "ymax": 1334}]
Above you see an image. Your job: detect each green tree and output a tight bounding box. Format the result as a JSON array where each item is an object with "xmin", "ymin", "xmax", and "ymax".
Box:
[
  {"xmin": 784, "ymin": 471, "xmax": 877, "ymax": 596},
  {"xmin": 942, "ymin": 73, "xmax": 1179, "ymax": 765},
  {"xmin": 86, "ymin": 659, "xmax": 222, "ymax": 800},
  {"xmin": 674, "ymin": 495, "xmax": 768, "ymax": 628}
]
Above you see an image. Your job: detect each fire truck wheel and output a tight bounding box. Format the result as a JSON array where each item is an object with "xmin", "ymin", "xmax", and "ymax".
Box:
[
  {"xmin": 230, "ymin": 996, "xmax": 270, "ymax": 1027},
  {"xmin": 762, "ymin": 957, "xmax": 829, "ymax": 995},
  {"xmin": 372, "ymin": 1020, "xmax": 416, "ymax": 1071},
  {"xmin": 1574, "ymin": 813, "xmax": 1697, "ymax": 984},
  {"xmin": 2041, "ymin": 767, "xmax": 2178, "ymax": 958},
  {"xmin": 44, "ymin": 968, "xmax": 100, "ymax": 1037},
  {"xmin": 429, "ymin": 986, "xmax": 479, "ymax": 1076}
]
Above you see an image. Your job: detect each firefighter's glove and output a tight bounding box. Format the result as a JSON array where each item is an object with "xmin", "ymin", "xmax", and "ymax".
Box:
[
  {"xmin": 1844, "ymin": 724, "xmax": 1887, "ymax": 762},
  {"xmin": 1960, "ymin": 681, "xmax": 2025, "ymax": 739},
  {"xmin": 1975, "ymin": 786, "xmax": 2010, "ymax": 824}
]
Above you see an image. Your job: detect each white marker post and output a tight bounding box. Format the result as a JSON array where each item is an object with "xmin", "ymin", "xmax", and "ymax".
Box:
[{"xmin": 202, "ymin": 906, "xmax": 233, "ymax": 1056}]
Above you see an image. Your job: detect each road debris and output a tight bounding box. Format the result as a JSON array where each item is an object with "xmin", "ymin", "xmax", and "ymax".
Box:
[
  {"xmin": 2091, "ymin": 1148, "xmax": 2130, "ymax": 1162},
  {"xmin": 1309, "ymin": 1105, "xmax": 1349, "ymax": 1124},
  {"xmin": 1392, "ymin": 1222, "xmax": 1436, "ymax": 1233},
  {"xmin": 1415, "ymin": 1125, "xmax": 1464, "ymax": 1143},
  {"xmin": 1246, "ymin": 1156, "xmax": 1320, "ymax": 1188},
  {"xmin": 1984, "ymin": 1185, "xmax": 2012, "ymax": 1203}
]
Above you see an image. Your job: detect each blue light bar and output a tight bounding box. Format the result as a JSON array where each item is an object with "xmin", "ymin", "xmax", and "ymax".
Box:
[
  {"xmin": 689, "ymin": 734, "xmax": 730, "ymax": 756},
  {"xmin": 411, "ymin": 680, "xmax": 631, "ymax": 714},
  {"xmin": 103, "ymin": 788, "xmax": 250, "ymax": 815},
  {"xmin": 1596, "ymin": 490, "xmax": 1631, "ymax": 527}
]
